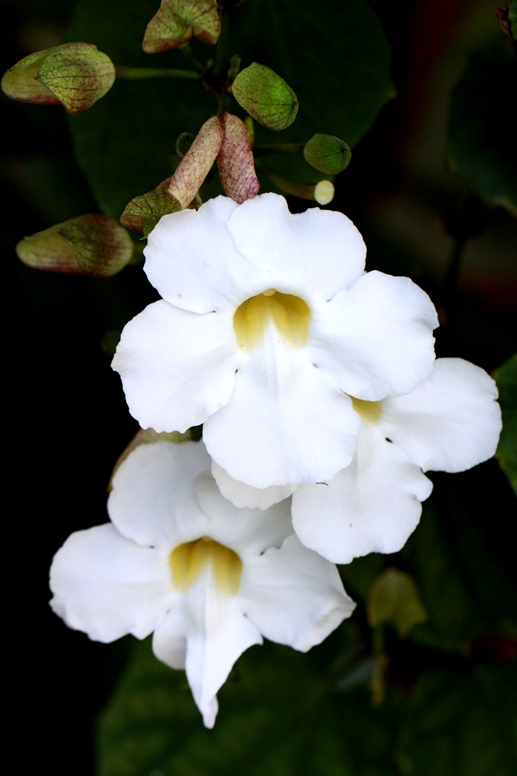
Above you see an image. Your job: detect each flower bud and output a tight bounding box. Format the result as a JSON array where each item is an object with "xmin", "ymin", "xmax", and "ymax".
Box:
[
  {"xmin": 1, "ymin": 43, "xmax": 115, "ymax": 114},
  {"xmin": 218, "ymin": 113, "xmax": 260, "ymax": 204},
  {"xmin": 16, "ymin": 215, "xmax": 134, "ymax": 276},
  {"xmin": 168, "ymin": 115, "xmax": 224, "ymax": 208},
  {"xmin": 143, "ymin": 0, "xmax": 220, "ymax": 53},
  {"xmin": 121, "ymin": 180, "xmax": 182, "ymax": 236},
  {"xmin": 304, "ymin": 133, "xmax": 352, "ymax": 175},
  {"xmin": 232, "ymin": 63, "xmax": 299, "ymax": 131}
]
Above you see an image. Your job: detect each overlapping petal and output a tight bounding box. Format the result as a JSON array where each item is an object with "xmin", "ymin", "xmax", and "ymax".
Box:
[
  {"xmin": 292, "ymin": 426, "xmax": 433, "ymax": 564},
  {"xmin": 227, "ymin": 193, "xmax": 366, "ymax": 304},
  {"xmin": 291, "ymin": 357, "xmax": 502, "ymax": 564},
  {"xmin": 203, "ymin": 341, "xmax": 361, "ymax": 488},
  {"xmin": 108, "ymin": 439, "xmax": 211, "ymax": 547},
  {"xmin": 239, "ymin": 535, "xmax": 355, "ymax": 650},
  {"xmin": 193, "ymin": 471, "xmax": 293, "ymax": 552},
  {"xmin": 211, "ymin": 460, "xmax": 297, "ymax": 510},
  {"xmin": 379, "ymin": 358, "xmax": 502, "ymax": 472},
  {"xmin": 112, "ymin": 300, "xmax": 239, "ymax": 433},
  {"xmin": 49, "ymin": 524, "xmax": 173, "ymax": 641},
  {"xmin": 153, "ymin": 567, "xmax": 262, "ymax": 729},
  {"xmin": 144, "ymin": 197, "xmax": 266, "ymax": 314},
  {"xmin": 307, "ymin": 271, "xmax": 439, "ymax": 401}
]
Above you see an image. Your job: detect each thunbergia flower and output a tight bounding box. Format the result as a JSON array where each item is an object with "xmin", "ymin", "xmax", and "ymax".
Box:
[
  {"xmin": 112, "ymin": 193, "xmax": 439, "ymax": 489},
  {"xmin": 49, "ymin": 439, "xmax": 355, "ymax": 728},
  {"xmin": 290, "ymin": 358, "xmax": 502, "ymax": 563}
]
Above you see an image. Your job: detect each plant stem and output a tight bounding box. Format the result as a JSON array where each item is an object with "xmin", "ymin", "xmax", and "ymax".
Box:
[
  {"xmin": 115, "ymin": 65, "xmax": 199, "ymax": 80},
  {"xmin": 212, "ymin": 10, "xmax": 230, "ymax": 78},
  {"xmin": 253, "ymin": 143, "xmax": 305, "ymax": 156},
  {"xmin": 179, "ymin": 42, "xmax": 206, "ymax": 73}
]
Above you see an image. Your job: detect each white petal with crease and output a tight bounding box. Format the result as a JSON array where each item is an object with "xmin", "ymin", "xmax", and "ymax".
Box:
[{"xmin": 292, "ymin": 424, "xmax": 433, "ymax": 564}]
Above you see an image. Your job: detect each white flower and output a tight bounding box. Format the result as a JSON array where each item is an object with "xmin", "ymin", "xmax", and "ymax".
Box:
[
  {"xmin": 112, "ymin": 193, "xmax": 438, "ymax": 489},
  {"xmin": 49, "ymin": 440, "xmax": 355, "ymax": 728},
  {"xmin": 291, "ymin": 358, "xmax": 502, "ymax": 563}
]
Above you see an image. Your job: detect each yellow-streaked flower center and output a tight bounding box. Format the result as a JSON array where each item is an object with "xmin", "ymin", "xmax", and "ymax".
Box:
[
  {"xmin": 169, "ymin": 536, "xmax": 243, "ymax": 595},
  {"xmin": 351, "ymin": 397, "xmax": 383, "ymax": 424},
  {"xmin": 233, "ymin": 289, "xmax": 311, "ymax": 353}
]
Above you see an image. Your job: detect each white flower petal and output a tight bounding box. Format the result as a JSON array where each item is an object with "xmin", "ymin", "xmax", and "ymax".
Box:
[
  {"xmin": 49, "ymin": 524, "xmax": 172, "ymax": 642},
  {"xmin": 211, "ymin": 460, "xmax": 297, "ymax": 510},
  {"xmin": 240, "ymin": 535, "xmax": 355, "ymax": 651},
  {"xmin": 144, "ymin": 197, "xmax": 263, "ymax": 314},
  {"xmin": 112, "ymin": 300, "xmax": 239, "ymax": 433},
  {"xmin": 292, "ymin": 424, "xmax": 433, "ymax": 564},
  {"xmin": 307, "ymin": 271, "xmax": 438, "ymax": 400},
  {"xmin": 109, "ymin": 440, "xmax": 212, "ymax": 548},
  {"xmin": 227, "ymin": 193, "xmax": 366, "ymax": 304},
  {"xmin": 203, "ymin": 342, "xmax": 361, "ymax": 488},
  {"xmin": 379, "ymin": 357, "xmax": 502, "ymax": 472},
  {"xmin": 152, "ymin": 572, "xmax": 262, "ymax": 728},
  {"xmin": 194, "ymin": 471, "xmax": 293, "ymax": 553}
]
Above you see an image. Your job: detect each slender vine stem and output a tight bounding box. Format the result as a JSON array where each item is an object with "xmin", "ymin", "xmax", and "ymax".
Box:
[
  {"xmin": 253, "ymin": 143, "xmax": 306, "ymax": 156},
  {"xmin": 179, "ymin": 42, "xmax": 206, "ymax": 73},
  {"xmin": 115, "ymin": 65, "xmax": 199, "ymax": 80}
]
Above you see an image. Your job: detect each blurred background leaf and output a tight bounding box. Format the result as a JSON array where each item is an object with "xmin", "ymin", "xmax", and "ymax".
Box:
[
  {"xmin": 494, "ymin": 355, "xmax": 517, "ymax": 496},
  {"xmin": 447, "ymin": 47, "xmax": 517, "ymax": 217}
]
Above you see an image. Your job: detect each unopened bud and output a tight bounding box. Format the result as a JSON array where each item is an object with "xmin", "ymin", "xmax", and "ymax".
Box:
[
  {"xmin": 168, "ymin": 115, "xmax": 224, "ymax": 208},
  {"xmin": 267, "ymin": 174, "xmax": 334, "ymax": 206},
  {"xmin": 1, "ymin": 43, "xmax": 115, "ymax": 114},
  {"xmin": 304, "ymin": 134, "xmax": 351, "ymax": 175},
  {"xmin": 218, "ymin": 113, "xmax": 260, "ymax": 204},
  {"xmin": 314, "ymin": 180, "xmax": 335, "ymax": 205},
  {"xmin": 16, "ymin": 214, "xmax": 133, "ymax": 276},
  {"xmin": 121, "ymin": 179, "xmax": 182, "ymax": 235},
  {"xmin": 232, "ymin": 63, "xmax": 299, "ymax": 131}
]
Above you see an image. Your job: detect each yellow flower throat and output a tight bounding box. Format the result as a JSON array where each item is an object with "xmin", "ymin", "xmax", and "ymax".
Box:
[
  {"xmin": 169, "ymin": 537, "xmax": 242, "ymax": 595},
  {"xmin": 233, "ymin": 289, "xmax": 311, "ymax": 352}
]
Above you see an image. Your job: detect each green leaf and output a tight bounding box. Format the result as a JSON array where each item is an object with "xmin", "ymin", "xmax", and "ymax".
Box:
[
  {"xmin": 303, "ymin": 134, "xmax": 352, "ymax": 174},
  {"xmin": 493, "ymin": 355, "xmax": 517, "ymax": 496},
  {"xmin": 447, "ymin": 48, "xmax": 517, "ymax": 216},
  {"xmin": 16, "ymin": 214, "xmax": 134, "ymax": 276},
  {"xmin": 143, "ymin": 0, "xmax": 221, "ymax": 53},
  {"xmin": 398, "ymin": 504, "xmax": 481, "ymax": 653},
  {"xmin": 232, "ymin": 63, "xmax": 299, "ymax": 131},
  {"xmin": 397, "ymin": 664, "xmax": 517, "ymax": 775},
  {"xmin": 98, "ymin": 639, "xmax": 402, "ymax": 776},
  {"xmin": 367, "ymin": 568, "xmax": 427, "ymax": 638}
]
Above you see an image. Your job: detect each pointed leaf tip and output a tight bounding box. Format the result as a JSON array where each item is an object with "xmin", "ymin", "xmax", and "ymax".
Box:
[{"xmin": 232, "ymin": 63, "xmax": 299, "ymax": 131}]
